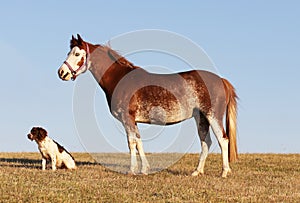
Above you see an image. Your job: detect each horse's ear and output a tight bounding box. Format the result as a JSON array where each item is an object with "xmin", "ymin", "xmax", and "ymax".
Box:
[
  {"xmin": 70, "ymin": 35, "xmax": 77, "ymax": 49},
  {"xmin": 77, "ymin": 34, "xmax": 83, "ymax": 44}
]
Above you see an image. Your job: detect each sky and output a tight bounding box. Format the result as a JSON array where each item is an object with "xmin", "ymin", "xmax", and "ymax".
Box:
[{"xmin": 0, "ymin": 1, "xmax": 299, "ymax": 154}]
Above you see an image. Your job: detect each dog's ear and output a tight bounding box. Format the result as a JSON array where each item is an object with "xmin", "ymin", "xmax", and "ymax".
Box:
[
  {"xmin": 40, "ymin": 128, "xmax": 47, "ymax": 135},
  {"xmin": 38, "ymin": 127, "xmax": 47, "ymax": 139}
]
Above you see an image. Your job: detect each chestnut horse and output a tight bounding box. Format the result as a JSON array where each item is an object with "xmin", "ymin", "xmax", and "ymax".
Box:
[{"xmin": 58, "ymin": 34, "xmax": 238, "ymax": 177}]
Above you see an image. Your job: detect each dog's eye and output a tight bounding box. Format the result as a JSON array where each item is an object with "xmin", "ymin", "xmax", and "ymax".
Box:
[{"xmin": 75, "ymin": 53, "xmax": 80, "ymax": 57}]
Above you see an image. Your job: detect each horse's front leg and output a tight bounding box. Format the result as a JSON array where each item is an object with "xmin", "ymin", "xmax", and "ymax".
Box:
[
  {"xmin": 126, "ymin": 130, "xmax": 138, "ymax": 175},
  {"xmin": 125, "ymin": 124, "xmax": 149, "ymax": 175},
  {"xmin": 136, "ymin": 135, "xmax": 150, "ymax": 175}
]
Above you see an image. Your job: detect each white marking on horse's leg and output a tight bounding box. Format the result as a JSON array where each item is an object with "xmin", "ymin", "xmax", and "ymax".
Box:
[
  {"xmin": 192, "ymin": 112, "xmax": 211, "ymax": 176},
  {"xmin": 128, "ymin": 135, "xmax": 138, "ymax": 175},
  {"xmin": 136, "ymin": 138, "xmax": 150, "ymax": 175},
  {"xmin": 192, "ymin": 132, "xmax": 211, "ymax": 176},
  {"xmin": 208, "ymin": 117, "xmax": 231, "ymax": 178},
  {"xmin": 219, "ymin": 139, "xmax": 230, "ymax": 178}
]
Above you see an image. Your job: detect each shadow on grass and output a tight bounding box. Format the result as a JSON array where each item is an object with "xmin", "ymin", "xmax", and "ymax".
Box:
[
  {"xmin": 165, "ymin": 169, "xmax": 190, "ymax": 176},
  {"xmin": 0, "ymin": 157, "xmax": 99, "ymax": 169},
  {"xmin": 0, "ymin": 158, "xmax": 40, "ymax": 169}
]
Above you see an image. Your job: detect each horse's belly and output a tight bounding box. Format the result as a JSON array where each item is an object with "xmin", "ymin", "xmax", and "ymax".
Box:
[
  {"xmin": 135, "ymin": 103, "xmax": 194, "ymax": 124},
  {"xmin": 133, "ymin": 85, "xmax": 198, "ymax": 124}
]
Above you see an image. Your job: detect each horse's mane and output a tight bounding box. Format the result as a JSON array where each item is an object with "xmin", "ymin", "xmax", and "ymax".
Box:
[{"xmin": 101, "ymin": 45, "xmax": 136, "ymax": 69}]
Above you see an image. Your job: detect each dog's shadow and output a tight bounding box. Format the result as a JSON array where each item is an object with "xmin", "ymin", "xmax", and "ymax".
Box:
[
  {"xmin": 0, "ymin": 157, "xmax": 98, "ymax": 169},
  {"xmin": 0, "ymin": 158, "xmax": 40, "ymax": 169}
]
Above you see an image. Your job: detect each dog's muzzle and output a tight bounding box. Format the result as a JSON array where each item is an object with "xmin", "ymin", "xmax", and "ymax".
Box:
[{"xmin": 27, "ymin": 134, "xmax": 33, "ymax": 141}]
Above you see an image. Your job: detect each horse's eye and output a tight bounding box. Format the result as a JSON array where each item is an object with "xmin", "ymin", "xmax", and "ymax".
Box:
[{"xmin": 75, "ymin": 53, "xmax": 80, "ymax": 57}]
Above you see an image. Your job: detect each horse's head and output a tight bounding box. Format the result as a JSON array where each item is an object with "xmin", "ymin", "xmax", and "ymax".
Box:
[{"xmin": 58, "ymin": 34, "xmax": 90, "ymax": 81}]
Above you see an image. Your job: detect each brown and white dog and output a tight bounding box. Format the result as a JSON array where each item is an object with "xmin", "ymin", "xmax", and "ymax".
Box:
[{"xmin": 27, "ymin": 127, "xmax": 76, "ymax": 170}]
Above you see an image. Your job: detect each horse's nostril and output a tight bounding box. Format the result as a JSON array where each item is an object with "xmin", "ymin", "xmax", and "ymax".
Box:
[
  {"xmin": 58, "ymin": 70, "xmax": 63, "ymax": 77},
  {"xmin": 63, "ymin": 72, "xmax": 69, "ymax": 79}
]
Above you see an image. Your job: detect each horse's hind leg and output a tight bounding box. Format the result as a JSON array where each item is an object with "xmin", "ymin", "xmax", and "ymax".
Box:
[
  {"xmin": 192, "ymin": 111, "xmax": 211, "ymax": 176},
  {"xmin": 208, "ymin": 116, "xmax": 231, "ymax": 178}
]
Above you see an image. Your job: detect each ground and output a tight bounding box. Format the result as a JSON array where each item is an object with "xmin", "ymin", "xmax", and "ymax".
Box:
[{"xmin": 0, "ymin": 153, "xmax": 299, "ymax": 202}]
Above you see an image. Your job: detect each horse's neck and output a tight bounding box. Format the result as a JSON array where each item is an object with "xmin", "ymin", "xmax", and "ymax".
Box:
[
  {"xmin": 89, "ymin": 49, "xmax": 140, "ymax": 100},
  {"xmin": 102, "ymin": 64, "xmax": 136, "ymax": 95}
]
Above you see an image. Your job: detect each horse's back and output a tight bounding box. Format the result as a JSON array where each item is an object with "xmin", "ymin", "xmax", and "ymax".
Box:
[{"xmin": 111, "ymin": 69, "xmax": 225, "ymax": 124}]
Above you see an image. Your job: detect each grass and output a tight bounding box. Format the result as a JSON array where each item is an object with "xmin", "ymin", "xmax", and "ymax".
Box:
[{"xmin": 0, "ymin": 152, "xmax": 299, "ymax": 202}]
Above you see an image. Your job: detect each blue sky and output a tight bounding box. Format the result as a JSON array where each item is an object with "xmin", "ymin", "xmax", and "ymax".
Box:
[{"xmin": 0, "ymin": 1, "xmax": 299, "ymax": 153}]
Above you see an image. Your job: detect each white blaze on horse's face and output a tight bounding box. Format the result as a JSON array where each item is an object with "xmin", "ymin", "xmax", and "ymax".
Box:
[{"xmin": 58, "ymin": 46, "xmax": 87, "ymax": 81}]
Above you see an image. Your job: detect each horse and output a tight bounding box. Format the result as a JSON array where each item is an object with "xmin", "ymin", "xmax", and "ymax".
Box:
[{"xmin": 58, "ymin": 34, "xmax": 238, "ymax": 177}]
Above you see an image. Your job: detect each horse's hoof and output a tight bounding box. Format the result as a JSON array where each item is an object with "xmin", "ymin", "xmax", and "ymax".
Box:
[
  {"xmin": 221, "ymin": 172, "xmax": 227, "ymax": 178},
  {"xmin": 141, "ymin": 168, "xmax": 149, "ymax": 175},
  {"xmin": 192, "ymin": 171, "xmax": 204, "ymax": 176},
  {"xmin": 141, "ymin": 166, "xmax": 150, "ymax": 175},
  {"xmin": 221, "ymin": 169, "xmax": 231, "ymax": 178},
  {"xmin": 127, "ymin": 171, "xmax": 136, "ymax": 175},
  {"xmin": 191, "ymin": 171, "xmax": 199, "ymax": 176}
]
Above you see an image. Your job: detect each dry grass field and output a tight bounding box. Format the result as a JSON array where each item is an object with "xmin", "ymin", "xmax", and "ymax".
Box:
[{"xmin": 0, "ymin": 152, "xmax": 299, "ymax": 202}]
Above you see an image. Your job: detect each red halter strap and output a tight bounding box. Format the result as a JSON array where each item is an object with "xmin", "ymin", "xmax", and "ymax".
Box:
[{"xmin": 64, "ymin": 44, "xmax": 90, "ymax": 81}]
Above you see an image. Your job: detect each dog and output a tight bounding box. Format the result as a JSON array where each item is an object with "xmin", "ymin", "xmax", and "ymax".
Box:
[{"xmin": 27, "ymin": 127, "xmax": 76, "ymax": 170}]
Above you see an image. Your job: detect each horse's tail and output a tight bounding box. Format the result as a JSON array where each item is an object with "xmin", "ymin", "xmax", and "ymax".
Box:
[{"xmin": 222, "ymin": 78, "xmax": 238, "ymax": 162}]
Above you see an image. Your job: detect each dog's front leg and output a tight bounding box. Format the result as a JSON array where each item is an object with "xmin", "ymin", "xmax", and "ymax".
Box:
[
  {"xmin": 51, "ymin": 156, "xmax": 57, "ymax": 171},
  {"xmin": 42, "ymin": 158, "xmax": 46, "ymax": 170}
]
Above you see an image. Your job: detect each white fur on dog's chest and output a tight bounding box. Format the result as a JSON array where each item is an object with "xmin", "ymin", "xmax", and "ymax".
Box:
[
  {"xmin": 38, "ymin": 145, "xmax": 51, "ymax": 159},
  {"xmin": 38, "ymin": 137, "xmax": 57, "ymax": 159}
]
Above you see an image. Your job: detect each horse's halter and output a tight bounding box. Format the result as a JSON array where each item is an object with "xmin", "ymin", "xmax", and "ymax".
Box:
[{"xmin": 63, "ymin": 44, "xmax": 90, "ymax": 81}]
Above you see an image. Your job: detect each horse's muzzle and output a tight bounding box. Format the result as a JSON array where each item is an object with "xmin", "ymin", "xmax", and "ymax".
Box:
[{"xmin": 58, "ymin": 68, "xmax": 72, "ymax": 81}]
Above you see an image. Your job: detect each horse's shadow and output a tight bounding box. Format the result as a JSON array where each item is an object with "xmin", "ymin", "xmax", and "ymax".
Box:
[{"xmin": 0, "ymin": 157, "xmax": 98, "ymax": 169}]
